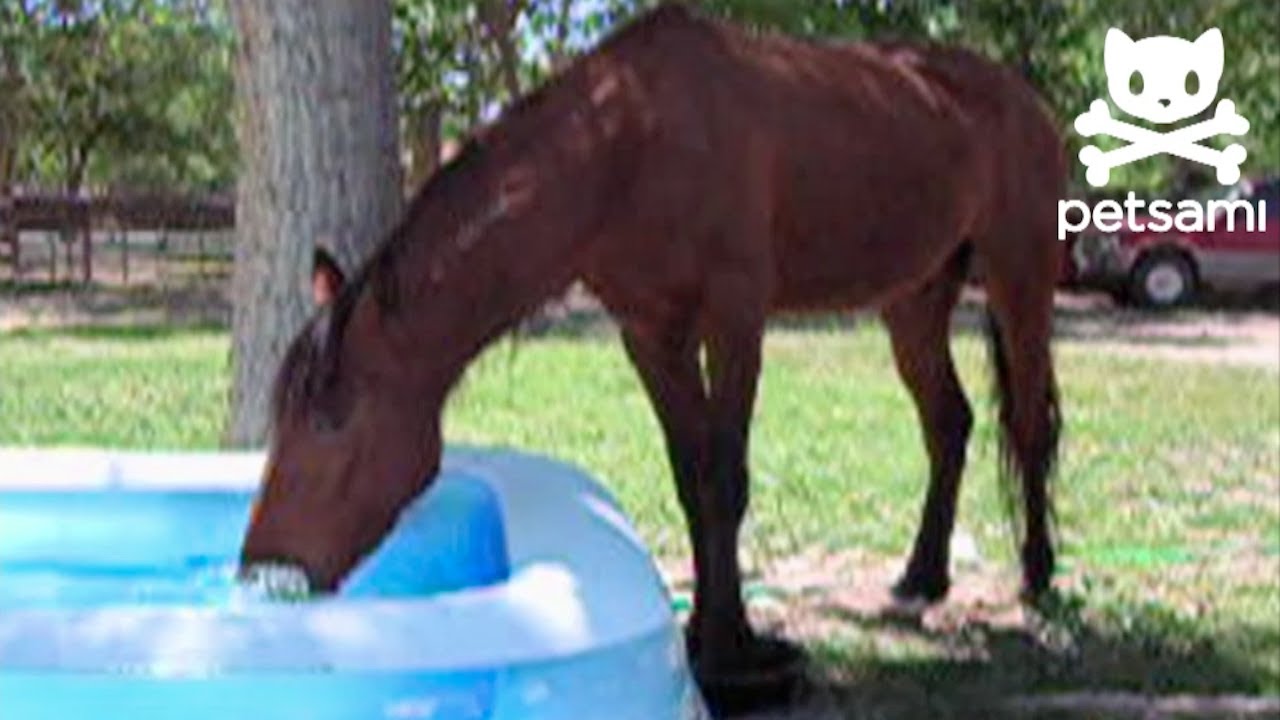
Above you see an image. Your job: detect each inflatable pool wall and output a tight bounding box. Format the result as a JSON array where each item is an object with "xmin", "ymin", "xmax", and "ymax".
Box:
[{"xmin": 0, "ymin": 447, "xmax": 709, "ymax": 720}]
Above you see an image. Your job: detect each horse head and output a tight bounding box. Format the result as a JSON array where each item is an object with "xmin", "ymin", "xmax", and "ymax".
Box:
[{"xmin": 239, "ymin": 249, "xmax": 443, "ymax": 593}]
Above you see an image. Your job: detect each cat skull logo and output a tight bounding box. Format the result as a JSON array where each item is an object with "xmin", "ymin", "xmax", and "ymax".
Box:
[{"xmin": 1075, "ymin": 28, "xmax": 1249, "ymax": 187}]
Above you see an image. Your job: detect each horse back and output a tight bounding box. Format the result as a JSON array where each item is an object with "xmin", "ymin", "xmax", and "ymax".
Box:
[{"xmin": 584, "ymin": 7, "xmax": 1064, "ymax": 312}]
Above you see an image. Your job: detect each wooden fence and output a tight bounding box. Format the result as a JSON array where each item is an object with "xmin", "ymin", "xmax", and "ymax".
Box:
[{"xmin": 1, "ymin": 192, "xmax": 234, "ymax": 286}]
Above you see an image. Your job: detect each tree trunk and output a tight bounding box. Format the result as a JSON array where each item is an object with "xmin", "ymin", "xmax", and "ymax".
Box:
[
  {"xmin": 404, "ymin": 102, "xmax": 442, "ymax": 193},
  {"xmin": 0, "ymin": 133, "xmax": 14, "ymax": 198},
  {"xmin": 0, "ymin": 179, "xmax": 14, "ymax": 281},
  {"xmin": 549, "ymin": 0, "xmax": 575, "ymax": 73},
  {"xmin": 480, "ymin": 0, "xmax": 526, "ymax": 102},
  {"xmin": 226, "ymin": 0, "xmax": 402, "ymax": 447},
  {"xmin": 492, "ymin": 31, "xmax": 523, "ymax": 102},
  {"xmin": 0, "ymin": 102, "xmax": 15, "ymax": 279}
]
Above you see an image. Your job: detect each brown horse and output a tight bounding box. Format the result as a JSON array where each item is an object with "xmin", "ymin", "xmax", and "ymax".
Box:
[{"xmin": 242, "ymin": 3, "xmax": 1063, "ymax": 706}]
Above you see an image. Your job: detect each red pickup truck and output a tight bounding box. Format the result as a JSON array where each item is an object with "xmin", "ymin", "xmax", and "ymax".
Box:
[{"xmin": 1074, "ymin": 177, "xmax": 1280, "ymax": 307}]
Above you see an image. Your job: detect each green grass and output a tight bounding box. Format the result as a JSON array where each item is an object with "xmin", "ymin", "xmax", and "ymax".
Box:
[
  {"xmin": 0, "ymin": 325, "xmax": 229, "ymax": 448},
  {"xmin": 1, "ymin": 321, "xmax": 1277, "ymax": 714}
]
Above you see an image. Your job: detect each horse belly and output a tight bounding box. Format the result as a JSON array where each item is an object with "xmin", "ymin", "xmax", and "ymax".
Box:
[{"xmin": 769, "ymin": 180, "xmax": 971, "ymax": 312}]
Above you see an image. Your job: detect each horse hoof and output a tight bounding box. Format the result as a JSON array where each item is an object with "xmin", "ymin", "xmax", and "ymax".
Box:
[
  {"xmin": 1021, "ymin": 585, "xmax": 1049, "ymax": 605},
  {"xmin": 890, "ymin": 573, "xmax": 949, "ymax": 606},
  {"xmin": 692, "ymin": 635, "xmax": 807, "ymax": 717},
  {"xmin": 1020, "ymin": 580, "xmax": 1057, "ymax": 608}
]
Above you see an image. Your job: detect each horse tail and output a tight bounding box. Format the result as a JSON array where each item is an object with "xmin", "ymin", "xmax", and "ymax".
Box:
[{"xmin": 982, "ymin": 298, "xmax": 1062, "ymax": 594}]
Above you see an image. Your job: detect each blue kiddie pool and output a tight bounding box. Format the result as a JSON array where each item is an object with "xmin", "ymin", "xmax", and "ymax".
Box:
[{"xmin": 0, "ymin": 447, "xmax": 708, "ymax": 719}]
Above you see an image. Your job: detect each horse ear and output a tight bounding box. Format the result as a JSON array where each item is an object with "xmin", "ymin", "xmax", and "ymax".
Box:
[{"xmin": 312, "ymin": 247, "xmax": 345, "ymax": 306}]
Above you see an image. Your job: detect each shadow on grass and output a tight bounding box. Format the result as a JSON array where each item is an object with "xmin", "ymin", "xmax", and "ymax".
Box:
[{"xmin": 786, "ymin": 591, "xmax": 1279, "ymax": 719}]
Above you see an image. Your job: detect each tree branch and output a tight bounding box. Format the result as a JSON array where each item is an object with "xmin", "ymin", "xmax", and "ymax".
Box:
[
  {"xmin": 550, "ymin": 0, "xmax": 573, "ymax": 72},
  {"xmin": 479, "ymin": 0, "xmax": 528, "ymax": 102}
]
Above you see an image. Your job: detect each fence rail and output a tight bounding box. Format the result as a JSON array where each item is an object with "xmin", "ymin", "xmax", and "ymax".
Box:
[{"xmin": 1, "ymin": 191, "xmax": 234, "ymax": 286}]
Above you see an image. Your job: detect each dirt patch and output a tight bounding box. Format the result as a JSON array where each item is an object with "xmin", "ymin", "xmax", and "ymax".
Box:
[
  {"xmin": 1004, "ymin": 692, "xmax": 1280, "ymax": 718},
  {"xmin": 957, "ymin": 290, "xmax": 1280, "ymax": 370},
  {"xmin": 663, "ymin": 551, "xmax": 1036, "ymax": 719},
  {"xmin": 0, "ymin": 283, "xmax": 230, "ymax": 330},
  {"xmin": 1048, "ymin": 292, "xmax": 1279, "ymax": 369},
  {"xmin": 3, "ymin": 284, "xmax": 1276, "ymax": 370}
]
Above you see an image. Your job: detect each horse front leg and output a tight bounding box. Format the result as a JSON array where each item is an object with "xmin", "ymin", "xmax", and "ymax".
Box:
[
  {"xmin": 694, "ymin": 285, "xmax": 805, "ymax": 713},
  {"xmin": 618, "ymin": 316, "xmax": 718, "ymax": 622},
  {"xmin": 619, "ymin": 291, "xmax": 762, "ymax": 665},
  {"xmin": 621, "ymin": 305, "xmax": 798, "ymax": 714},
  {"xmin": 690, "ymin": 307, "xmax": 760, "ymax": 649}
]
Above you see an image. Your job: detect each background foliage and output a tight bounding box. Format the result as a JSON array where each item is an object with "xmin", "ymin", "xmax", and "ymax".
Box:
[
  {"xmin": 2, "ymin": 0, "xmax": 1277, "ymax": 196},
  {"xmin": 1, "ymin": 0, "xmax": 234, "ymax": 194}
]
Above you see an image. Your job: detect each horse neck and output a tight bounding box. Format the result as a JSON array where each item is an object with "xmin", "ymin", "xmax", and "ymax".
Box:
[{"xmin": 382, "ymin": 76, "xmax": 636, "ymax": 400}]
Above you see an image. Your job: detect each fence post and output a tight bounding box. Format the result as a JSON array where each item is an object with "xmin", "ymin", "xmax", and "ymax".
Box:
[
  {"xmin": 65, "ymin": 236, "xmax": 72, "ymax": 281},
  {"xmin": 0, "ymin": 188, "xmax": 15, "ymax": 281},
  {"xmin": 197, "ymin": 231, "xmax": 206, "ymax": 280},
  {"xmin": 120, "ymin": 229, "xmax": 129, "ymax": 285},
  {"xmin": 81, "ymin": 224, "xmax": 92, "ymax": 285},
  {"xmin": 158, "ymin": 228, "xmax": 168, "ymax": 289}
]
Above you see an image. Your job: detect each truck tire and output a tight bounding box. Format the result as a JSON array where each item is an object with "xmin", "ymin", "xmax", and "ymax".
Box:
[{"xmin": 1129, "ymin": 251, "xmax": 1197, "ymax": 309}]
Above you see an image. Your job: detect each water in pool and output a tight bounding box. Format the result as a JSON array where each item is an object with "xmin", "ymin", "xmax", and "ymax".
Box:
[
  {"xmin": 0, "ymin": 476, "xmax": 511, "ymax": 609},
  {"xmin": 1, "ymin": 476, "xmax": 538, "ymax": 720}
]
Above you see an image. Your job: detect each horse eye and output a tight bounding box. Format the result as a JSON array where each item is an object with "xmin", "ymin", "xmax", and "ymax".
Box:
[
  {"xmin": 1185, "ymin": 70, "xmax": 1200, "ymax": 95},
  {"xmin": 1128, "ymin": 71, "xmax": 1144, "ymax": 95}
]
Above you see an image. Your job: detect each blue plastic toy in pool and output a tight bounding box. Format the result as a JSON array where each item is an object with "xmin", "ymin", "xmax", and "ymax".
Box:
[{"xmin": 0, "ymin": 447, "xmax": 708, "ymax": 720}]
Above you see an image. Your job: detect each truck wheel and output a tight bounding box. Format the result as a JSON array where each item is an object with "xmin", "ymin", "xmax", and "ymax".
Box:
[{"xmin": 1130, "ymin": 251, "xmax": 1196, "ymax": 309}]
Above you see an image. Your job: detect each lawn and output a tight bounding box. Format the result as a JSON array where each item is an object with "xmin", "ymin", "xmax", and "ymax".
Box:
[{"xmin": 1, "ymin": 320, "xmax": 1277, "ymax": 717}]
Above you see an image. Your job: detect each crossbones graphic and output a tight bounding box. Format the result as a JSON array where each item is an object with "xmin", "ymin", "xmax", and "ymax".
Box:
[{"xmin": 1075, "ymin": 99, "xmax": 1249, "ymax": 187}]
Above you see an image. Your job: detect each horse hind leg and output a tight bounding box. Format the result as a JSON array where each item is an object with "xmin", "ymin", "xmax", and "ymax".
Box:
[{"xmin": 882, "ymin": 245, "xmax": 974, "ymax": 605}]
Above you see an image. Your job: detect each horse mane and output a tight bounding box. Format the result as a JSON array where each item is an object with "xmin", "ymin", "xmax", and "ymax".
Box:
[
  {"xmin": 270, "ymin": 49, "xmax": 576, "ymax": 425},
  {"xmin": 270, "ymin": 138, "xmax": 487, "ymax": 424}
]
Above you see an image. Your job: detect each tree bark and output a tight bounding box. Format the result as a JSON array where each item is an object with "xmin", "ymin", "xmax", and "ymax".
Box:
[
  {"xmin": 404, "ymin": 102, "xmax": 442, "ymax": 193},
  {"xmin": 226, "ymin": 0, "xmax": 402, "ymax": 446},
  {"xmin": 549, "ymin": 0, "xmax": 575, "ymax": 73}
]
